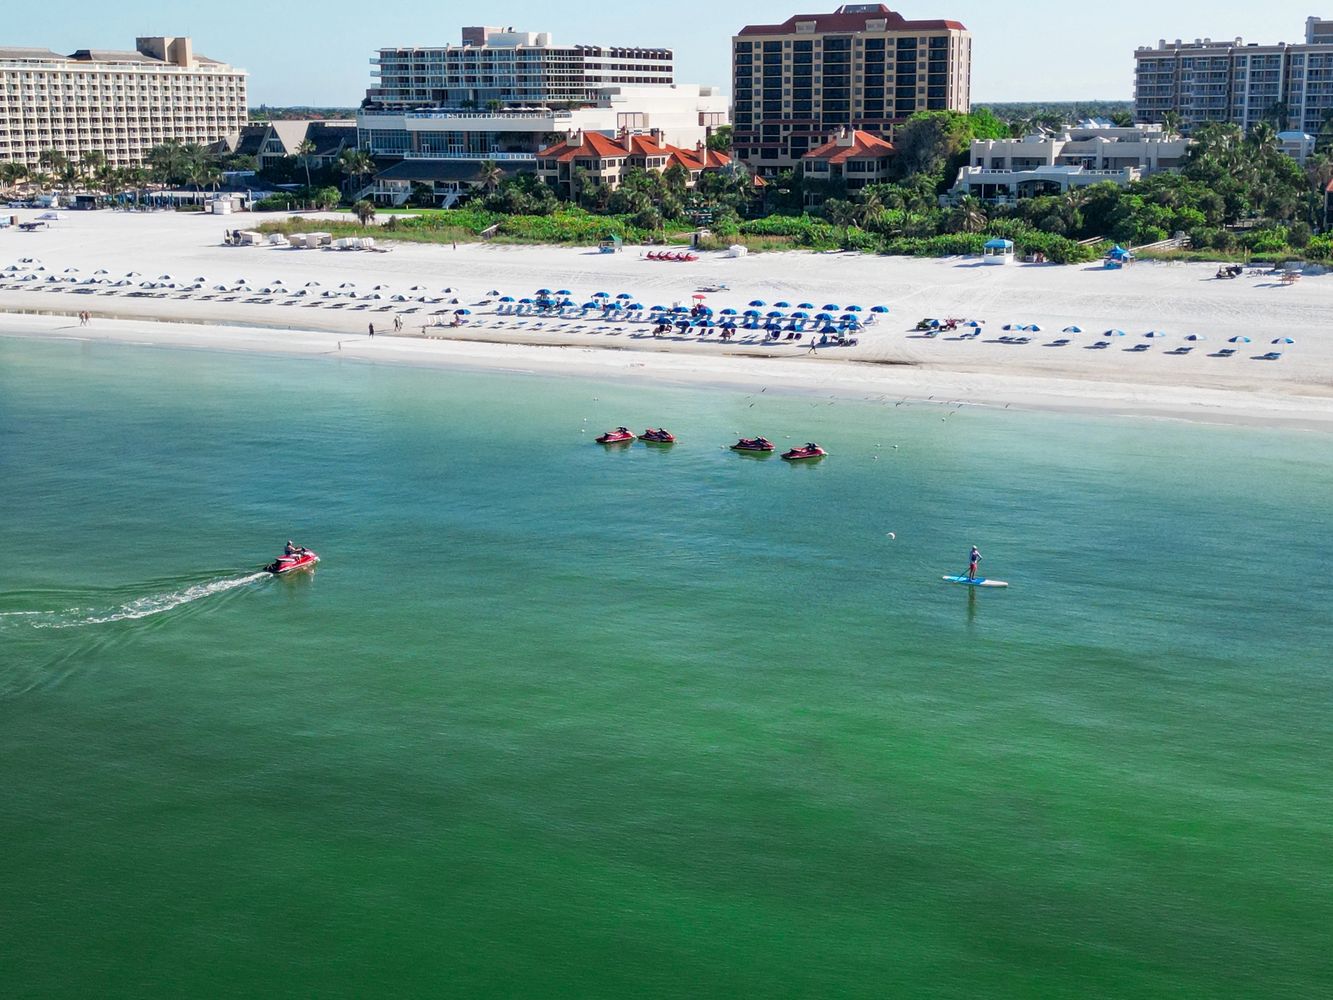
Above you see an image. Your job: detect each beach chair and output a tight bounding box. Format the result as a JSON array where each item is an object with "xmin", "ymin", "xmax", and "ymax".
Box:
[
  {"xmin": 1089, "ymin": 341, "xmax": 1110, "ymax": 350},
  {"xmin": 1256, "ymin": 351, "xmax": 1282, "ymax": 361},
  {"xmin": 1048, "ymin": 339, "xmax": 1071, "ymax": 347},
  {"xmin": 1127, "ymin": 343, "xmax": 1150, "ymax": 353},
  {"xmin": 1165, "ymin": 347, "xmax": 1193, "ymax": 355},
  {"xmin": 1212, "ymin": 348, "xmax": 1237, "ymax": 358}
]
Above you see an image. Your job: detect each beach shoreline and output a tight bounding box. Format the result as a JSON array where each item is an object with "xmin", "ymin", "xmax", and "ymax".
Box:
[
  {"xmin": 5, "ymin": 312, "xmax": 1332, "ymax": 432},
  {"xmin": 3, "ymin": 209, "xmax": 1332, "ymax": 432}
]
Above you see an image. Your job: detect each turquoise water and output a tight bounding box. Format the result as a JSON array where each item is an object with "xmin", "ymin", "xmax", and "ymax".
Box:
[{"xmin": 2, "ymin": 336, "xmax": 1331, "ymax": 999}]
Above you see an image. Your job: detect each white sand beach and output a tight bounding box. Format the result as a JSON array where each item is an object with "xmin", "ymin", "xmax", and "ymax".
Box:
[{"xmin": 2, "ymin": 208, "xmax": 1331, "ymax": 429}]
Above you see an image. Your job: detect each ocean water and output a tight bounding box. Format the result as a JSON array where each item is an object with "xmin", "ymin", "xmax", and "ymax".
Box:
[{"xmin": 1, "ymin": 336, "xmax": 1331, "ymax": 999}]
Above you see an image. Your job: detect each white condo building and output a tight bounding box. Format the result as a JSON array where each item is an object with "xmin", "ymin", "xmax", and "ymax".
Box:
[
  {"xmin": 1135, "ymin": 17, "xmax": 1333, "ymax": 135},
  {"xmin": 949, "ymin": 123, "xmax": 1190, "ymax": 204},
  {"xmin": 0, "ymin": 37, "xmax": 247, "ymax": 169}
]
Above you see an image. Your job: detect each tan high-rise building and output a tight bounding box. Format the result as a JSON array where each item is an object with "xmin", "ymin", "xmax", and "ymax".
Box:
[
  {"xmin": 0, "ymin": 37, "xmax": 247, "ymax": 170},
  {"xmin": 732, "ymin": 4, "xmax": 971, "ymax": 173}
]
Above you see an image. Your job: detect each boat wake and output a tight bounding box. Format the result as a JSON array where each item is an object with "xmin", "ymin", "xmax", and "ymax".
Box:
[{"xmin": 1, "ymin": 572, "xmax": 269, "ymax": 632}]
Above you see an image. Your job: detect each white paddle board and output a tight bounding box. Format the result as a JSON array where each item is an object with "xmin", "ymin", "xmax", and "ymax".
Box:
[{"xmin": 942, "ymin": 575, "xmax": 1009, "ymax": 589}]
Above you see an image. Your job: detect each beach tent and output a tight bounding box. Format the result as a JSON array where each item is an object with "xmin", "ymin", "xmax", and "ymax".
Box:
[{"xmin": 982, "ymin": 238, "xmax": 1015, "ymax": 266}]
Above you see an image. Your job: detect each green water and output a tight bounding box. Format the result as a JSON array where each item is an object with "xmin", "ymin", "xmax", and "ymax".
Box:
[{"xmin": 2, "ymin": 337, "xmax": 1331, "ymax": 999}]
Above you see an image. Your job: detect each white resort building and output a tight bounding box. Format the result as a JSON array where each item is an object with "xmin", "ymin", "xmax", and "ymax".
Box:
[
  {"xmin": 0, "ymin": 37, "xmax": 247, "ymax": 169},
  {"xmin": 949, "ymin": 123, "xmax": 1189, "ymax": 204},
  {"xmin": 357, "ymin": 26, "xmax": 727, "ymax": 206}
]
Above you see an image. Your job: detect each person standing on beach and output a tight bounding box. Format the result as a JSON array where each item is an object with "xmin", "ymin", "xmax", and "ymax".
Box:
[
  {"xmin": 368, "ymin": 323, "xmax": 375, "ymax": 338},
  {"xmin": 393, "ymin": 315, "xmax": 402, "ymax": 333},
  {"xmin": 967, "ymin": 546, "xmax": 982, "ymax": 581}
]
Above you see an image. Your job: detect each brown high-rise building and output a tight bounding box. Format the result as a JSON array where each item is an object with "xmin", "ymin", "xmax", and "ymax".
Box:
[{"xmin": 731, "ymin": 4, "xmax": 971, "ymax": 173}]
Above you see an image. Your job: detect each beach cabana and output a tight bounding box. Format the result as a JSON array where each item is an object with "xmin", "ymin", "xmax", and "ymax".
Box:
[{"xmin": 982, "ymin": 239, "xmax": 1015, "ymax": 266}]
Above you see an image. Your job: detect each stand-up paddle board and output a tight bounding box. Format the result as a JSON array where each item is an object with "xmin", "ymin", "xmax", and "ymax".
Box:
[{"xmin": 942, "ymin": 575, "xmax": 1009, "ymax": 589}]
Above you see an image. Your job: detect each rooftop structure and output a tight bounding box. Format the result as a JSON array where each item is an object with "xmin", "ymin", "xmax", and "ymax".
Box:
[
  {"xmin": 731, "ymin": 4, "xmax": 971, "ymax": 174},
  {"xmin": 0, "ymin": 37, "xmax": 247, "ymax": 169},
  {"xmin": 1134, "ymin": 18, "xmax": 1333, "ymax": 136},
  {"xmin": 366, "ymin": 26, "xmax": 674, "ymax": 110},
  {"xmin": 801, "ymin": 128, "xmax": 895, "ymax": 203}
]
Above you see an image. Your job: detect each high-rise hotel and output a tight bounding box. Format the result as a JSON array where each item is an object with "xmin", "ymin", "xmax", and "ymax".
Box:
[
  {"xmin": 0, "ymin": 37, "xmax": 247, "ymax": 170},
  {"xmin": 731, "ymin": 4, "xmax": 971, "ymax": 173}
]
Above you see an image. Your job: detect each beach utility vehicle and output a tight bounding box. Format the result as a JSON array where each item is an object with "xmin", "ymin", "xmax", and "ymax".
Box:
[
  {"xmin": 782, "ymin": 443, "xmax": 827, "ymax": 462},
  {"xmin": 265, "ymin": 549, "xmax": 320, "ymax": 575},
  {"xmin": 596, "ymin": 427, "xmax": 635, "ymax": 445},
  {"xmin": 732, "ymin": 437, "xmax": 775, "ymax": 453}
]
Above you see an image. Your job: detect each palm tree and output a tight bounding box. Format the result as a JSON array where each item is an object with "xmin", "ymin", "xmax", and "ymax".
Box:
[
  {"xmin": 295, "ymin": 138, "xmax": 317, "ymax": 189},
  {"xmin": 1160, "ymin": 111, "xmax": 1183, "ymax": 141},
  {"xmin": 948, "ymin": 195, "xmax": 988, "ymax": 233},
  {"xmin": 823, "ymin": 198, "xmax": 858, "ymax": 246},
  {"xmin": 353, "ymin": 199, "xmax": 377, "ymax": 227},
  {"xmin": 79, "ymin": 150, "xmax": 106, "ymax": 183},
  {"xmin": 337, "ymin": 149, "xmax": 375, "ymax": 199},
  {"xmin": 476, "ymin": 159, "xmax": 504, "ymax": 193}
]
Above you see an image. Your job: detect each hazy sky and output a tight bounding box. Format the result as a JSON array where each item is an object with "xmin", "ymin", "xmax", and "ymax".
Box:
[{"xmin": 6, "ymin": 1, "xmax": 1325, "ymax": 105}]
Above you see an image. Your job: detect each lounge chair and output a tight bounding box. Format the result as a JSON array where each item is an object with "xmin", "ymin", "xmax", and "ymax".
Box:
[
  {"xmin": 1165, "ymin": 347, "xmax": 1193, "ymax": 355},
  {"xmin": 1211, "ymin": 348, "xmax": 1237, "ymax": 358},
  {"xmin": 1255, "ymin": 351, "xmax": 1282, "ymax": 361},
  {"xmin": 1127, "ymin": 343, "xmax": 1150, "ymax": 352},
  {"xmin": 1047, "ymin": 339, "xmax": 1071, "ymax": 347},
  {"xmin": 1088, "ymin": 341, "xmax": 1110, "ymax": 350}
]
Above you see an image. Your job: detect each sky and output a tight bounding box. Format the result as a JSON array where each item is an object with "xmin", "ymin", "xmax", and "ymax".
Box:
[{"xmin": 7, "ymin": 1, "xmax": 1326, "ymax": 105}]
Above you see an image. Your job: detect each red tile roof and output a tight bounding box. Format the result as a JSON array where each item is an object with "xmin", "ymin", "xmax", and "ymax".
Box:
[
  {"xmin": 738, "ymin": 5, "xmax": 966, "ymax": 36},
  {"xmin": 803, "ymin": 130, "xmax": 895, "ymax": 164},
  {"xmin": 537, "ymin": 133, "xmax": 732, "ymax": 172}
]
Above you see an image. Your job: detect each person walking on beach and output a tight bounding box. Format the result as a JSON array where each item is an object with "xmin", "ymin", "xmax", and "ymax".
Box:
[
  {"xmin": 368, "ymin": 323, "xmax": 375, "ymax": 338},
  {"xmin": 393, "ymin": 315, "xmax": 402, "ymax": 333},
  {"xmin": 967, "ymin": 546, "xmax": 982, "ymax": 581}
]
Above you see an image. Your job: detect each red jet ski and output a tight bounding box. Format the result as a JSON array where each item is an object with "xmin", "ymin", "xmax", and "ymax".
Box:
[
  {"xmin": 782, "ymin": 443, "xmax": 827, "ymax": 461},
  {"xmin": 638, "ymin": 428, "xmax": 676, "ymax": 444},
  {"xmin": 596, "ymin": 427, "xmax": 635, "ymax": 445},
  {"xmin": 265, "ymin": 548, "xmax": 320, "ymax": 575},
  {"xmin": 732, "ymin": 437, "xmax": 775, "ymax": 453}
]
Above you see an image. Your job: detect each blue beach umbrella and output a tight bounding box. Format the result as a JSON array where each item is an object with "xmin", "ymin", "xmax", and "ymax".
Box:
[
  {"xmin": 1105, "ymin": 329, "xmax": 1126, "ymax": 337},
  {"xmin": 1229, "ymin": 336, "xmax": 1251, "ymax": 344},
  {"xmin": 498, "ymin": 295, "xmax": 515, "ymax": 302},
  {"xmin": 822, "ymin": 303, "xmax": 840, "ymax": 311},
  {"xmin": 774, "ymin": 301, "xmax": 791, "ymax": 308},
  {"xmin": 767, "ymin": 310, "xmax": 784, "ymax": 318},
  {"xmin": 697, "ymin": 306, "xmax": 713, "ymax": 315},
  {"xmin": 592, "ymin": 291, "xmax": 610, "ymax": 299},
  {"xmin": 581, "ymin": 301, "xmax": 599, "ymax": 310},
  {"xmin": 1144, "ymin": 330, "xmax": 1166, "ymax": 338},
  {"xmin": 965, "ymin": 320, "xmax": 983, "ymax": 328},
  {"xmin": 816, "ymin": 313, "xmax": 833, "ymax": 321},
  {"xmin": 749, "ymin": 299, "xmax": 766, "ymax": 307},
  {"xmin": 744, "ymin": 309, "xmax": 761, "ymax": 317},
  {"xmin": 454, "ymin": 308, "xmax": 471, "ymax": 315},
  {"xmin": 1185, "ymin": 334, "xmax": 1204, "ymax": 341},
  {"xmin": 797, "ymin": 302, "xmax": 816, "ymax": 310},
  {"xmin": 871, "ymin": 305, "xmax": 890, "ymax": 314},
  {"xmin": 536, "ymin": 288, "xmax": 551, "ymax": 295},
  {"xmin": 1063, "ymin": 326, "xmax": 1083, "ymax": 334},
  {"xmin": 671, "ymin": 305, "xmax": 690, "ymax": 313},
  {"xmin": 616, "ymin": 292, "xmax": 633, "ymax": 300},
  {"xmin": 720, "ymin": 308, "xmax": 739, "ymax": 315},
  {"xmin": 519, "ymin": 298, "xmax": 534, "ymax": 304},
  {"xmin": 555, "ymin": 289, "xmax": 571, "ymax": 296},
  {"xmin": 845, "ymin": 305, "xmax": 863, "ymax": 312},
  {"xmin": 1272, "ymin": 337, "xmax": 1295, "ymax": 345},
  {"xmin": 626, "ymin": 303, "xmax": 643, "ymax": 311},
  {"xmin": 790, "ymin": 311, "xmax": 810, "ymax": 318}
]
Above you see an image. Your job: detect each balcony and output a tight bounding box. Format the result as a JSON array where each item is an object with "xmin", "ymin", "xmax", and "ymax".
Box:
[{"xmin": 401, "ymin": 149, "xmax": 535, "ymax": 160}]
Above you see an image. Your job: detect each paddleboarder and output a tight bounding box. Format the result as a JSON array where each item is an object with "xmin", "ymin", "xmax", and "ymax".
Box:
[{"xmin": 967, "ymin": 545, "xmax": 981, "ymax": 581}]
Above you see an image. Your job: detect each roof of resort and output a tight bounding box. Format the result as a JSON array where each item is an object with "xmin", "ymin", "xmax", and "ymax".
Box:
[
  {"xmin": 536, "ymin": 132, "xmax": 731, "ymax": 172},
  {"xmin": 804, "ymin": 130, "xmax": 895, "ymax": 163},
  {"xmin": 738, "ymin": 5, "xmax": 966, "ymax": 35}
]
